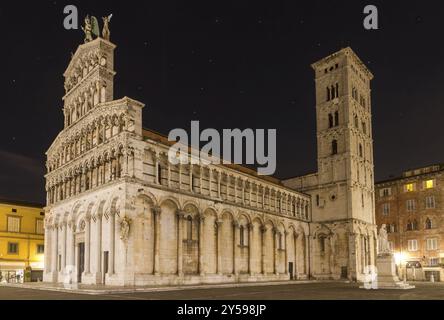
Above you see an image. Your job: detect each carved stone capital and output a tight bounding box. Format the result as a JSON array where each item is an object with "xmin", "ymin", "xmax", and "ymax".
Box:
[
  {"xmin": 151, "ymin": 206, "xmax": 161, "ymax": 216},
  {"xmin": 176, "ymin": 210, "xmax": 186, "ymax": 219}
]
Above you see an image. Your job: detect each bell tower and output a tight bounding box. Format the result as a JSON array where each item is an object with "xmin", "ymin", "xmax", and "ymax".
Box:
[
  {"xmin": 62, "ymin": 37, "xmax": 116, "ymax": 129},
  {"xmin": 310, "ymin": 47, "xmax": 375, "ymax": 224},
  {"xmin": 283, "ymin": 48, "xmax": 377, "ymax": 281}
]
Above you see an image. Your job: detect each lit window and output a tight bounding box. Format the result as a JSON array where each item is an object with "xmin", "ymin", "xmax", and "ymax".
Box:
[
  {"xmin": 408, "ymin": 239, "xmax": 418, "ymax": 252},
  {"xmin": 426, "ymin": 238, "xmax": 438, "ymax": 251},
  {"xmin": 405, "ymin": 183, "xmax": 414, "ymax": 192},
  {"xmin": 36, "ymin": 219, "xmax": 44, "ymax": 235},
  {"xmin": 7, "ymin": 216, "xmax": 20, "ymax": 233},
  {"xmin": 425, "ymin": 180, "xmax": 434, "ymax": 189}
]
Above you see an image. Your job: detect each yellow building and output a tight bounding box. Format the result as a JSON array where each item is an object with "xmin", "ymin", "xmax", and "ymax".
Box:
[{"xmin": 0, "ymin": 199, "xmax": 45, "ymax": 283}]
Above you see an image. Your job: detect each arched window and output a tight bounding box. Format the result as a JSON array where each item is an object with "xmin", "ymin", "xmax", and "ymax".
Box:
[
  {"xmin": 425, "ymin": 218, "xmax": 433, "ymax": 230},
  {"xmin": 327, "ymin": 87, "xmax": 331, "ymax": 101},
  {"xmin": 186, "ymin": 216, "xmax": 193, "ymax": 240},
  {"xmin": 359, "ymin": 144, "xmax": 363, "ymax": 158},
  {"xmin": 332, "ymin": 140, "xmax": 338, "ymax": 155},
  {"xmin": 157, "ymin": 164, "xmax": 162, "ymax": 184},
  {"xmin": 354, "ymin": 115, "xmax": 359, "ymax": 128},
  {"xmin": 319, "ymin": 236, "xmax": 326, "ymax": 253},
  {"xmin": 328, "ymin": 114, "xmax": 333, "ymax": 128},
  {"xmin": 334, "ymin": 111, "xmax": 339, "ymax": 126},
  {"xmin": 240, "ymin": 225, "xmax": 245, "ymax": 246}
]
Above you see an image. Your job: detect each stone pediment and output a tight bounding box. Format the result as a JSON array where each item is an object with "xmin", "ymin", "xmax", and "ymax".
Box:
[{"xmin": 63, "ymin": 38, "xmax": 116, "ymax": 94}]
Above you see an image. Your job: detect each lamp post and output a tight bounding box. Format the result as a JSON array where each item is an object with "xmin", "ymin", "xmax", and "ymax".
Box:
[{"xmin": 394, "ymin": 252, "xmax": 406, "ymax": 282}]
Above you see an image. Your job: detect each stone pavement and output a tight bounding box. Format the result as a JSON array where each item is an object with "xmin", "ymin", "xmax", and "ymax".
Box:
[
  {"xmin": 0, "ymin": 281, "xmax": 444, "ymax": 300},
  {"xmin": 0, "ymin": 279, "xmax": 323, "ymax": 295}
]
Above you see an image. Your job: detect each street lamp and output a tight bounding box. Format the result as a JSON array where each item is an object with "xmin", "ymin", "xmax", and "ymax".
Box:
[{"xmin": 394, "ymin": 252, "xmax": 407, "ymax": 282}]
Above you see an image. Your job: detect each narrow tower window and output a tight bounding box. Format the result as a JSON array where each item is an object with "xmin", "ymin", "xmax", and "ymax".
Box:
[
  {"xmin": 334, "ymin": 111, "xmax": 339, "ymax": 126},
  {"xmin": 240, "ymin": 225, "xmax": 245, "ymax": 246},
  {"xmin": 157, "ymin": 165, "xmax": 162, "ymax": 184},
  {"xmin": 332, "ymin": 140, "xmax": 338, "ymax": 155},
  {"xmin": 328, "ymin": 114, "xmax": 333, "ymax": 128},
  {"xmin": 187, "ymin": 216, "xmax": 193, "ymax": 240}
]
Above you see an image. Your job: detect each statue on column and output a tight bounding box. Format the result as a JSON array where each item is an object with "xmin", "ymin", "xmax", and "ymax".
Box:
[
  {"xmin": 378, "ymin": 224, "xmax": 390, "ymax": 255},
  {"xmin": 102, "ymin": 14, "xmax": 113, "ymax": 41}
]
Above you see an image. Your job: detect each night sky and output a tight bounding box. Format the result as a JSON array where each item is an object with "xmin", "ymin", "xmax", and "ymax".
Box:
[{"xmin": 0, "ymin": 0, "xmax": 443, "ymax": 204}]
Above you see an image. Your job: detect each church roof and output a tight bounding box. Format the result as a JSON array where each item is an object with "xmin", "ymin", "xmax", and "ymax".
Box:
[{"xmin": 142, "ymin": 128, "xmax": 310, "ymax": 194}]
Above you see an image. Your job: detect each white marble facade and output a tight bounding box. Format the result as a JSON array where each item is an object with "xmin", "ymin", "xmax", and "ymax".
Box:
[{"xmin": 43, "ymin": 38, "xmax": 376, "ymax": 286}]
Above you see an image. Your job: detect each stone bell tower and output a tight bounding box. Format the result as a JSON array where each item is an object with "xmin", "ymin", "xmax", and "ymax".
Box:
[
  {"xmin": 62, "ymin": 37, "xmax": 116, "ymax": 129},
  {"xmin": 311, "ymin": 47, "xmax": 375, "ymax": 225},
  {"xmin": 284, "ymin": 48, "xmax": 377, "ymax": 282}
]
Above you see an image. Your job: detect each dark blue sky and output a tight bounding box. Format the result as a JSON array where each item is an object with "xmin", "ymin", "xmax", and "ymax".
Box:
[{"xmin": 0, "ymin": 0, "xmax": 443, "ymax": 203}]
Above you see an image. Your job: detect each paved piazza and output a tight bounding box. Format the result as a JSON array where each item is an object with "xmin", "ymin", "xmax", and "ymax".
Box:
[{"xmin": 0, "ymin": 282, "xmax": 443, "ymax": 300}]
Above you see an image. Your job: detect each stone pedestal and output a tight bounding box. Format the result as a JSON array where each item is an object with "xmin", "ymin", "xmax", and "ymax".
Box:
[{"xmin": 368, "ymin": 253, "xmax": 415, "ymax": 290}]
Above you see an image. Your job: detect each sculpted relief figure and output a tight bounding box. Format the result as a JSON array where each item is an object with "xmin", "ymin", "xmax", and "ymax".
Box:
[
  {"xmin": 119, "ymin": 216, "xmax": 131, "ymax": 242},
  {"xmin": 378, "ymin": 224, "xmax": 390, "ymax": 254}
]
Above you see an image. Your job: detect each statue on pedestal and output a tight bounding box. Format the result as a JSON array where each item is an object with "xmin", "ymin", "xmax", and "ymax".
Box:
[
  {"xmin": 82, "ymin": 16, "xmax": 93, "ymax": 43},
  {"xmin": 378, "ymin": 224, "xmax": 391, "ymax": 255},
  {"xmin": 102, "ymin": 14, "xmax": 112, "ymax": 41},
  {"xmin": 82, "ymin": 15, "xmax": 100, "ymax": 43}
]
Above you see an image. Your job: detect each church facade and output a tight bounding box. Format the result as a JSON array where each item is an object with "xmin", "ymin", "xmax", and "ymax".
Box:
[{"xmin": 43, "ymin": 35, "xmax": 376, "ymax": 286}]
